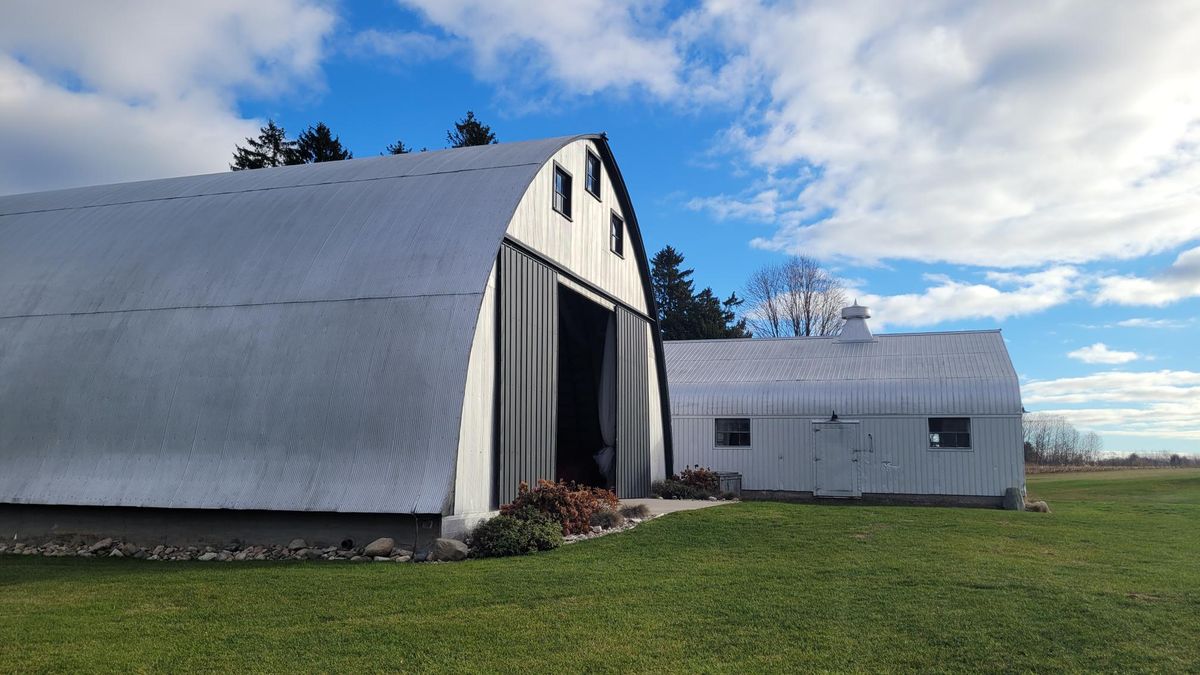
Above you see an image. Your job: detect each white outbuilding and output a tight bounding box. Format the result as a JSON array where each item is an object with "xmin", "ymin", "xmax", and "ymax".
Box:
[{"xmin": 664, "ymin": 304, "xmax": 1024, "ymax": 506}]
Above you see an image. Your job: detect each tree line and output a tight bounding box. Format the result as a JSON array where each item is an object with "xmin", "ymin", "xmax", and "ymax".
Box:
[
  {"xmin": 1023, "ymin": 412, "xmax": 1196, "ymax": 468},
  {"xmin": 231, "ymin": 111, "xmax": 497, "ymax": 170}
]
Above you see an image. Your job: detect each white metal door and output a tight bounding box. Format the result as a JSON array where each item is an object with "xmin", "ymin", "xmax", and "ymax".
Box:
[{"xmin": 813, "ymin": 422, "xmax": 860, "ymax": 498}]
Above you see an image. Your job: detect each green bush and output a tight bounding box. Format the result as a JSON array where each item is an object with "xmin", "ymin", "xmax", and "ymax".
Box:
[
  {"xmin": 589, "ymin": 508, "xmax": 626, "ymax": 529},
  {"xmin": 619, "ymin": 503, "xmax": 650, "ymax": 520},
  {"xmin": 677, "ymin": 466, "xmax": 719, "ymax": 492},
  {"xmin": 470, "ymin": 514, "xmax": 563, "ymax": 558},
  {"xmin": 651, "ymin": 479, "xmax": 712, "ymax": 500}
]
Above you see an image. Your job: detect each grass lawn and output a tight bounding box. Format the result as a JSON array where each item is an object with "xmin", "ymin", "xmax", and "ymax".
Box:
[{"xmin": 2, "ymin": 469, "xmax": 1198, "ymax": 673}]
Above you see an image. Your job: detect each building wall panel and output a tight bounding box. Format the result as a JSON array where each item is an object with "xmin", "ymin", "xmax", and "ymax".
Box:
[
  {"xmin": 453, "ymin": 263, "xmax": 497, "ymax": 515},
  {"xmin": 497, "ymin": 245, "xmax": 558, "ymax": 505},
  {"xmin": 616, "ymin": 308, "xmax": 651, "ymax": 497}
]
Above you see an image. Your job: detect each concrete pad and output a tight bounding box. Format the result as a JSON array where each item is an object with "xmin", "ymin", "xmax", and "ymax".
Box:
[{"xmin": 620, "ymin": 498, "xmax": 733, "ymax": 516}]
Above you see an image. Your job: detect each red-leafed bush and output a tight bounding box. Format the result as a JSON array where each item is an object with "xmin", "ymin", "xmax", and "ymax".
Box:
[
  {"xmin": 676, "ymin": 465, "xmax": 719, "ymax": 492},
  {"xmin": 502, "ymin": 480, "xmax": 619, "ymax": 535}
]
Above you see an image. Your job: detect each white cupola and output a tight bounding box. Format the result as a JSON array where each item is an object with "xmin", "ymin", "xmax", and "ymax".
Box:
[{"xmin": 836, "ymin": 302, "xmax": 875, "ymax": 342}]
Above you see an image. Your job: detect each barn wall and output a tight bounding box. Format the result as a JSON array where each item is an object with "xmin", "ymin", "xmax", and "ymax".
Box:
[
  {"xmin": 671, "ymin": 414, "xmax": 1024, "ymax": 497},
  {"xmin": 616, "ymin": 308, "xmax": 652, "ymax": 498},
  {"xmin": 647, "ymin": 328, "xmax": 667, "ymax": 482},
  {"xmin": 453, "ymin": 263, "xmax": 497, "ymax": 516},
  {"xmin": 505, "ymin": 139, "xmax": 648, "ymax": 315},
  {"xmin": 496, "ymin": 246, "xmax": 558, "ymax": 506}
]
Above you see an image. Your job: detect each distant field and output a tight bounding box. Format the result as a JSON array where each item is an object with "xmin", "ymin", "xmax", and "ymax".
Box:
[{"xmin": 3, "ymin": 469, "xmax": 1198, "ymax": 673}]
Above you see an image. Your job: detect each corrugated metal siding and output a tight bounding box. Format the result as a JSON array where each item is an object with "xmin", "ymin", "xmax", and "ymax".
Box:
[
  {"xmin": 0, "ymin": 136, "xmax": 592, "ymax": 514},
  {"xmin": 665, "ymin": 332, "xmax": 1022, "ymax": 417},
  {"xmin": 497, "ymin": 245, "xmax": 558, "ymax": 505},
  {"xmin": 616, "ymin": 308, "xmax": 651, "ymax": 497},
  {"xmin": 647, "ymin": 328, "xmax": 667, "ymax": 482}
]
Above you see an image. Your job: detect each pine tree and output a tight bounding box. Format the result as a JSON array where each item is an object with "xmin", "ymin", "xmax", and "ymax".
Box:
[
  {"xmin": 230, "ymin": 120, "xmax": 299, "ymax": 171},
  {"xmin": 650, "ymin": 246, "xmax": 749, "ymax": 340},
  {"xmin": 447, "ymin": 111, "xmax": 497, "ymax": 147},
  {"xmin": 294, "ymin": 122, "xmax": 352, "ymax": 164},
  {"xmin": 385, "ymin": 139, "xmax": 412, "ymax": 154}
]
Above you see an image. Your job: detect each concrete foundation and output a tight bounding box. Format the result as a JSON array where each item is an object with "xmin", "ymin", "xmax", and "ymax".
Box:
[
  {"xmin": 0, "ymin": 503, "xmax": 441, "ymax": 550},
  {"xmin": 741, "ymin": 490, "xmax": 1005, "ymax": 508}
]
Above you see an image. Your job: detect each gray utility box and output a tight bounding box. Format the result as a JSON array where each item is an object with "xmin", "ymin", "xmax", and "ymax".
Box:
[{"xmin": 715, "ymin": 472, "xmax": 742, "ymax": 497}]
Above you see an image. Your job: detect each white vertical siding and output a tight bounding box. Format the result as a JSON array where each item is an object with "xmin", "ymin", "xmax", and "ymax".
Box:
[
  {"xmin": 453, "ymin": 263, "xmax": 497, "ymax": 515},
  {"xmin": 647, "ymin": 328, "xmax": 667, "ymax": 482},
  {"xmin": 672, "ymin": 414, "xmax": 1024, "ymax": 497},
  {"xmin": 505, "ymin": 139, "xmax": 649, "ymax": 315}
]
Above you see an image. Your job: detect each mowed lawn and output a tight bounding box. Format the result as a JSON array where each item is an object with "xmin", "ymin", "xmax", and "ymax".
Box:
[{"xmin": 2, "ymin": 470, "xmax": 1198, "ymax": 673}]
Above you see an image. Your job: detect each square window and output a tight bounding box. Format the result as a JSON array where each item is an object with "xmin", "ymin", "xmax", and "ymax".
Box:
[
  {"xmin": 928, "ymin": 417, "xmax": 971, "ymax": 449},
  {"xmin": 585, "ymin": 150, "xmax": 602, "ymax": 199},
  {"xmin": 553, "ymin": 165, "xmax": 572, "ymax": 219},
  {"xmin": 715, "ymin": 418, "xmax": 751, "ymax": 447},
  {"xmin": 610, "ymin": 213, "xmax": 625, "ymax": 257}
]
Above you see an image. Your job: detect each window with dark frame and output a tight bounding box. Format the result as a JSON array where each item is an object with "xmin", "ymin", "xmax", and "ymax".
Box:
[
  {"xmin": 715, "ymin": 418, "xmax": 751, "ymax": 447},
  {"xmin": 585, "ymin": 150, "xmax": 602, "ymax": 199},
  {"xmin": 553, "ymin": 165, "xmax": 572, "ymax": 218},
  {"xmin": 928, "ymin": 417, "xmax": 971, "ymax": 449},
  {"xmin": 610, "ymin": 213, "xmax": 625, "ymax": 257}
]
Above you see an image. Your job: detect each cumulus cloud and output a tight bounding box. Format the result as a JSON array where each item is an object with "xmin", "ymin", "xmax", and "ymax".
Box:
[
  {"xmin": 1067, "ymin": 343, "xmax": 1141, "ymax": 365},
  {"xmin": 395, "ymin": 0, "xmax": 682, "ymax": 97},
  {"xmin": 1095, "ymin": 245, "xmax": 1200, "ymax": 306},
  {"xmin": 0, "ymin": 1, "xmax": 335, "ymax": 195},
  {"xmin": 855, "ymin": 266, "xmax": 1079, "ymax": 329},
  {"xmin": 400, "ymin": 1, "xmax": 1200, "ymax": 269},
  {"xmin": 1024, "ymin": 370, "xmax": 1200, "ymax": 440}
]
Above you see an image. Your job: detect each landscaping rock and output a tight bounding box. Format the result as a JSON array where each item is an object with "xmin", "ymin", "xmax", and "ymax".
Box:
[
  {"xmin": 197, "ymin": 552, "xmax": 219, "ymax": 562},
  {"xmin": 1025, "ymin": 500, "xmax": 1051, "ymax": 513},
  {"xmin": 287, "ymin": 538, "xmax": 307, "ymax": 551},
  {"xmin": 428, "ymin": 538, "xmax": 468, "ymax": 562},
  {"xmin": 1003, "ymin": 487, "xmax": 1024, "ymax": 511},
  {"xmin": 362, "ymin": 537, "xmax": 395, "ymax": 557},
  {"xmin": 350, "ymin": 555, "xmax": 370, "ymax": 562},
  {"xmin": 88, "ymin": 538, "xmax": 114, "ymax": 553}
]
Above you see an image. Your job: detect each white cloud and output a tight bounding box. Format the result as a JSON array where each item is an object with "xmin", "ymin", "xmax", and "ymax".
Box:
[
  {"xmin": 856, "ymin": 266, "xmax": 1079, "ymax": 329},
  {"xmin": 1095, "ymin": 245, "xmax": 1200, "ymax": 306},
  {"xmin": 395, "ymin": 0, "xmax": 682, "ymax": 97},
  {"xmin": 1067, "ymin": 343, "xmax": 1140, "ymax": 365},
  {"xmin": 1114, "ymin": 317, "xmax": 1193, "ymax": 329},
  {"xmin": 404, "ymin": 1, "xmax": 1200, "ymax": 268},
  {"xmin": 1024, "ymin": 370, "xmax": 1200, "ymax": 440},
  {"xmin": 350, "ymin": 29, "xmax": 458, "ymax": 62},
  {"xmin": 0, "ymin": 1, "xmax": 335, "ymax": 195}
]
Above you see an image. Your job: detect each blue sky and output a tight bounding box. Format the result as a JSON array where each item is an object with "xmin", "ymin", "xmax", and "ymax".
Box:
[{"xmin": 2, "ymin": 1, "xmax": 1199, "ymax": 453}]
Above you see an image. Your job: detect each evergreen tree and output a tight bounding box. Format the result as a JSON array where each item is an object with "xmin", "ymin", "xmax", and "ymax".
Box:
[
  {"xmin": 447, "ymin": 111, "xmax": 497, "ymax": 147},
  {"xmin": 650, "ymin": 246, "xmax": 750, "ymax": 340},
  {"xmin": 385, "ymin": 139, "xmax": 412, "ymax": 154},
  {"xmin": 230, "ymin": 120, "xmax": 299, "ymax": 170},
  {"xmin": 294, "ymin": 122, "xmax": 352, "ymax": 164}
]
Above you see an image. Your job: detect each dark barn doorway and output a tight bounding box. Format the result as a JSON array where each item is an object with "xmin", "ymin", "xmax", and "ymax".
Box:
[{"xmin": 555, "ymin": 287, "xmax": 616, "ymax": 489}]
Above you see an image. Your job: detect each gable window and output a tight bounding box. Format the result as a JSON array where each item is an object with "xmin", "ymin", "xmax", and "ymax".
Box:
[
  {"xmin": 553, "ymin": 164, "xmax": 572, "ymax": 219},
  {"xmin": 929, "ymin": 417, "xmax": 971, "ymax": 449},
  {"xmin": 585, "ymin": 150, "xmax": 602, "ymax": 199},
  {"xmin": 609, "ymin": 212, "xmax": 625, "ymax": 257},
  {"xmin": 715, "ymin": 418, "xmax": 751, "ymax": 447}
]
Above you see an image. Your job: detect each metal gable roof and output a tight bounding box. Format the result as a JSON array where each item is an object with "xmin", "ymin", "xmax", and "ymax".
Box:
[
  {"xmin": 0, "ymin": 135, "xmax": 589, "ymax": 514},
  {"xmin": 665, "ymin": 331, "xmax": 1022, "ymax": 417}
]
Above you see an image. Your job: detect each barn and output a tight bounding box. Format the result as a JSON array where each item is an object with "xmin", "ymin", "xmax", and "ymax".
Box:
[
  {"xmin": 0, "ymin": 134, "xmax": 671, "ymax": 548},
  {"xmin": 665, "ymin": 304, "xmax": 1024, "ymax": 506}
]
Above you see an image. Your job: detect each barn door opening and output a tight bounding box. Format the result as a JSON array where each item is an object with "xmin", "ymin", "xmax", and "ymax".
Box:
[
  {"xmin": 813, "ymin": 421, "xmax": 861, "ymax": 498},
  {"xmin": 555, "ymin": 286, "xmax": 616, "ymax": 490}
]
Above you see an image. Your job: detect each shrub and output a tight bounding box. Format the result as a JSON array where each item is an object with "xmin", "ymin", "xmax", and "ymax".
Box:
[
  {"xmin": 502, "ymin": 480, "xmax": 619, "ymax": 535},
  {"xmin": 470, "ymin": 514, "xmax": 563, "ymax": 558},
  {"xmin": 589, "ymin": 508, "xmax": 626, "ymax": 530},
  {"xmin": 619, "ymin": 503, "xmax": 650, "ymax": 520},
  {"xmin": 651, "ymin": 479, "xmax": 711, "ymax": 500},
  {"xmin": 677, "ymin": 465, "xmax": 719, "ymax": 492}
]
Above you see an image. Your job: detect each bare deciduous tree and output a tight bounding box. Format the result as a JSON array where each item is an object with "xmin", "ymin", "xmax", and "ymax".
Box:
[{"xmin": 743, "ymin": 256, "xmax": 846, "ymax": 337}]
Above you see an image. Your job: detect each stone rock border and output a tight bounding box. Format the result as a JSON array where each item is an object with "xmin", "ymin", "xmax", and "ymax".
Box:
[
  {"xmin": 0, "ymin": 535, "xmax": 475, "ymax": 563},
  {"xmin": 560, "ymin": 514, "xmax": 661, "ymax": 544}
]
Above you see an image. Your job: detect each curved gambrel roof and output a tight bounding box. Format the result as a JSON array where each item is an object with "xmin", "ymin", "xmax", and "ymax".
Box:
[
  {"xmin": 0, "ymin": 135, "xmax": 668, "ymax": 514},
  {"xmin": 666, "ymin": 331, "xmax": 1022, "ymax": 417}
]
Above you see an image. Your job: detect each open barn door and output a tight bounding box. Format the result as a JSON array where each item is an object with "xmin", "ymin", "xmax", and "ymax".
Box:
[
  {"xmin": 496, "ymin": 245, "xmax": 558, "ymax": 506},
  {"xmin": 615, "ymin": 307, "xmax": 651, "ymax": 498}
]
